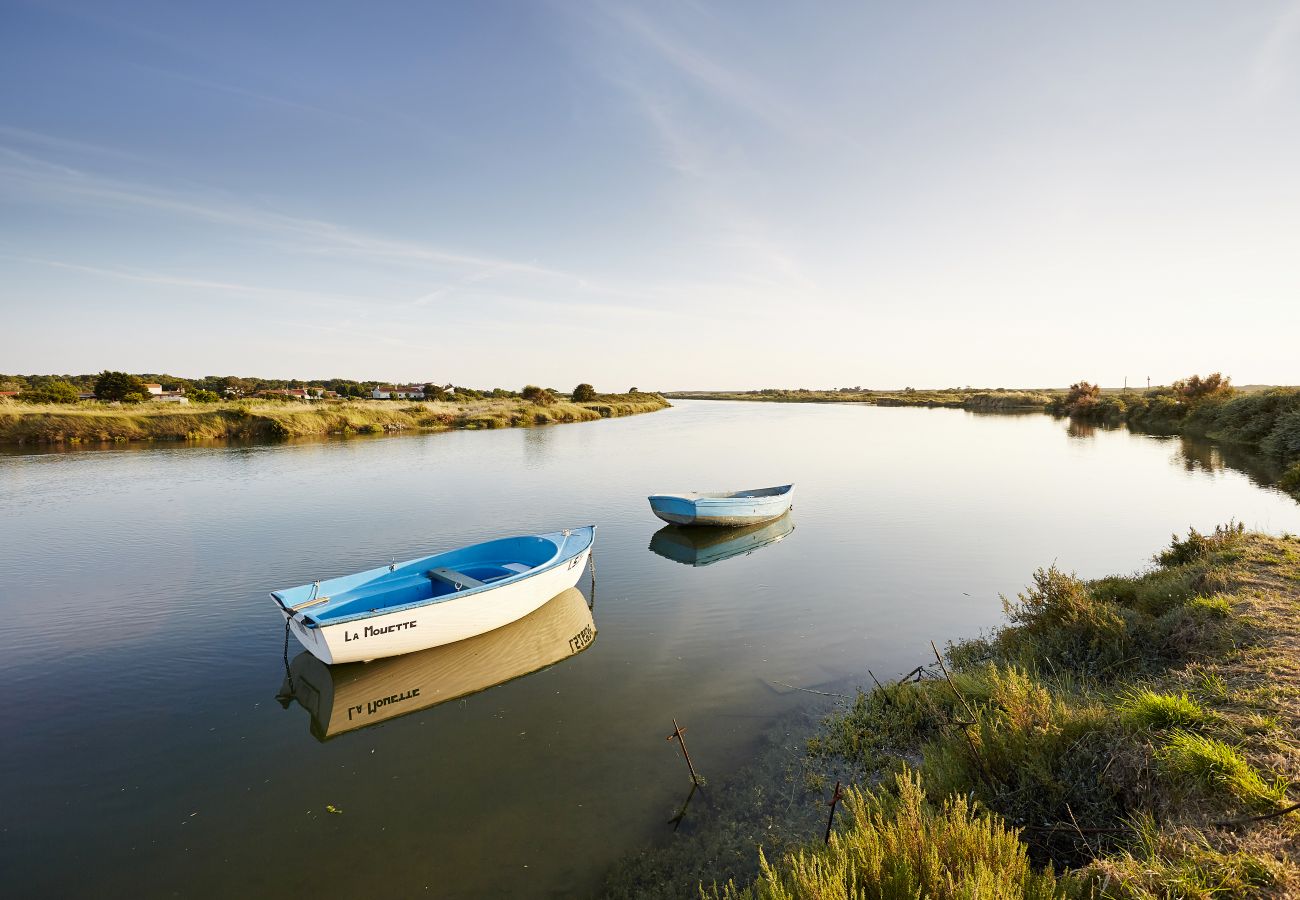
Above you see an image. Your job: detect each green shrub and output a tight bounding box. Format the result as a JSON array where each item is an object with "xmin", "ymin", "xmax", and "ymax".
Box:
[
  {"xmin": 521, "ymin": 385, "xmax": 555, "ymax": 406},
  {"xmin": 571, "ymin": 383, "xmax": 596, "ymax": 402},
  {"xmin": 1156, "ymin": 523, "xmax": 1243, "ymax": 568},
  {"xmin": 1280, "ymin": 462, "xmax": 1300, "ymax": 495},
  {"xmin": 18, "ymin": 380, "xmax": 79, "ymax": 404},
  {"xmin": 998, "ymin": 567, "xmax": 1133, "ymax": 675},
  {"xmin": 1260, "ymin": 408, "xmax": 1300, "ymax": 463}
]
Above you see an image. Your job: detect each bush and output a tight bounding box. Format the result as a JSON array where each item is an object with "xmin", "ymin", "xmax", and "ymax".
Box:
[
  {"xmin": 998, "ymin": 567, "xmax": 1133, "ymax": 675},
  {"xmin": 521, "ymin": 385, "xmax": 555, "ymax": 406},
  {"xmin": 571, "ymin": 383, "xmax": 596, "ymax": 402},
  {"xmin": 1156, "ymin": 523, "xmax": 1243, "ymax": 567},
  {"xmin": 1260, "ymin": 407, "xmax": 1300, "ymax": 463},
  {"xmin": 1280, "ymin": 462, "xmax": 1300, "ymax": 495},
  {"xmin": 188, "ymin": 389, "xmax": 220, "ymax": 403},
  {"xmin": 1173, "ymin": 373, "xmax": 1232, "ymax": 402}
]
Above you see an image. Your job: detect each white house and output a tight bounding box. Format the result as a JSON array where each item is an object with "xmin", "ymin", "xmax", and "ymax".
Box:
[{"xmin": 372, "ymin": 384, "xmax": 425, "ymax": 400}]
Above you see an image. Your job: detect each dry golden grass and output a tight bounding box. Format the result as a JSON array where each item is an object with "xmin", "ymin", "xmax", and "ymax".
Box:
[{"xmin": 0, "ymin": 394, "xmax": 670, "ymax": 445}]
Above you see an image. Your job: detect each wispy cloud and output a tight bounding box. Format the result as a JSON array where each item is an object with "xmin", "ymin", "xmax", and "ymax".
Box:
[
  {"xmin": 126, "ymin": 61, "xmax": 366, "ymax": 125},
  {"xmin": 0, "ymin": 142, "xmax": 576, "ymax": 284},
  {"xmin": 1252, "ymin": 0, "xmax": 1300, "ymax": 96},
  {"xmin": 601, "ymin": 3, "xmax": 807, "ymax": 135},
  {"xmin": 1, "ymin": 253, "xmax": 370, "ymax": 311}
]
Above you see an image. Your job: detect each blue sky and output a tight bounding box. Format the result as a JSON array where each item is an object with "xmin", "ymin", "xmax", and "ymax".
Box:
[{"xmin": 2, "ymin": 1, "xmax": 1298, "ymax": 389}]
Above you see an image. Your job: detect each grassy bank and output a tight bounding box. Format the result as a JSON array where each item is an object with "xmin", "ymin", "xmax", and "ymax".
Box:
[
  {"xmin": 708, "ymin": 526, "xmax": 1300, "ymax": 897},
  {"xmin": 0, "ymin": 393, "xmax": 670, "ymax": 445},
  {"xmin": 666, "ymin": 389, "xmax": 1058, "ymax": 410}
]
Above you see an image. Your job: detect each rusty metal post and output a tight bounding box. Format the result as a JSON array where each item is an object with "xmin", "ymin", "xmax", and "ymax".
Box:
[
  {"xmin": 666, "ymin": 718, "xmax": 701, "ymax": 786},
  {"xmin": 824, "ymin": 780, "xmax": 844, "ymax": 844}
]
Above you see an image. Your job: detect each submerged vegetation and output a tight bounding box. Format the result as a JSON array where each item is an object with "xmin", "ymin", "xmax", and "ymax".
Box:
[
  {"xmin": 0, "ymin": 393, "xmax": 670, "ymax": 445},
  {"xmin": 711, "ymin": 526, "xmax": 1300, "ymax": 897}
]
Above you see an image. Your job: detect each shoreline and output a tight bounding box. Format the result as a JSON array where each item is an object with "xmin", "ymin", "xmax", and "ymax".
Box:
[
  {"xmin": 0, "ymin": 394, "xmax": 671, "ymax": 447},
  {"xmin": 706, "ymin": 527, "xmax": 1300, "ymax": 896}
]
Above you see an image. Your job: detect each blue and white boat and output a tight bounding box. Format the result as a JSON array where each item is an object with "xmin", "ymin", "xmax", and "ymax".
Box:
[
  {"xmin": 279, "ymin": 588, "xmax": 596, "ymax": 740},
  {"xmin": 271, "ymin": 526, "xmax": 595, "ymax": 664},
  {"xmin": 647, "ymin": 484, "xmax": 794, "ymax": 527},
  {"xmin": 649, "ymin": 512, "xmax": 795, "ymax": 566}
]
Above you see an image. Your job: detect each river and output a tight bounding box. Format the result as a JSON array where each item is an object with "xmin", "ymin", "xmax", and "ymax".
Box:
[{"xmin": 2, "ymin": 400, "xmax": 1298, "ymax": 897}]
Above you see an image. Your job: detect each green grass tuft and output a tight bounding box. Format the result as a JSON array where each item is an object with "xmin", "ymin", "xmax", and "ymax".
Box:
[
  {"xmin": 1117, "ymin": 690, "xmax": 1209, "ymax": 731},
  {"xmin": 1159, "ymin": 731, "xmax": 1287, "ymax": 811}
]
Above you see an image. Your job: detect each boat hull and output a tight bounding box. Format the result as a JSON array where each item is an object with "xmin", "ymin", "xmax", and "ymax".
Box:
[
  {"xmin": 647, "ymin": 486, "xmax": 793, "ymax": 527},
  {"xmin": 279, "ymin": 546, "xmax": 590, "ymax": 664}
]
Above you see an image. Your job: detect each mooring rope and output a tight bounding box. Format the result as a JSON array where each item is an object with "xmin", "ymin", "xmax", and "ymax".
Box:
[
  {"xmin": 588, "ymin": 546, "xmax": 597, "ymax": 609},
  {"xmin": 275, "ymin": 613, "xmax": 295, "ymax": 702}
]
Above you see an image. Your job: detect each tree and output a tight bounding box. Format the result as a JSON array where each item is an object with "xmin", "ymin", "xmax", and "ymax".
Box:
[
  {"xmin": 423, "ymin": 383, "xmax": 448, "ymax": 401},
  {"xmin": 20, "ymin": 380, "xmax": 79, "ymax": 404},
  {"xmin": 571, "ymin": 383, "xmax": 596, "ymax": 402},
  {"xmin": 521, "ymin": 385, "xmax": 555, "ymax": 406},
  {"xmin": 189, "ymin": 389, "xmax": 221, "ymax": 403},
  {"xmin": 628, "ymin": 387, "xmax": 639, "ymax": 394},
  {"xmin": 94, "ymin": 370, "xmax": 148, "ymax": 402}
]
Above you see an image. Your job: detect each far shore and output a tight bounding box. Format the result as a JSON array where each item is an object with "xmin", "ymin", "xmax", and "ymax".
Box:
[{"xmin": 0, "ymin": 393, "xmax": 670, "ymax": 446}]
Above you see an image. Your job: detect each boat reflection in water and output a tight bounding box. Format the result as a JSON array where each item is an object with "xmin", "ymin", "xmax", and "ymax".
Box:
[
  {"xmin": 278, "ymin": 587, "xmax": 596, "ymax": 741},
  {"xmin": 648, "ymin": 512, "xmax": 795, "ymax": 567}
]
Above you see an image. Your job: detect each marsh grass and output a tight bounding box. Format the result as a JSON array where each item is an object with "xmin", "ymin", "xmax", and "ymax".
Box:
[
  {"xmin": 703, "ymin": 769, "xmax": 1073, "ymax": 900},
  {"xmin": 1159, "ymin": 732, "xmax": 1288, "ymax": 811},
  {"xmin": 0, "ymin": 393, "xmax": 670, "ymax": 444},
  {"xmin": 1077, "ymin": 815, "xmax": 1279, "ymax": 898}
]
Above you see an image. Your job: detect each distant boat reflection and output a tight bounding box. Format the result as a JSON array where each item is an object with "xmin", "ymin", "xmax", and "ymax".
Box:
[
  {"xmin": 649, "ymin": 512, "xmax": 795, "ymax": 567},
  {"xmin": 277, "ymin": 587, "xmax": 596, "ymax": 741}
]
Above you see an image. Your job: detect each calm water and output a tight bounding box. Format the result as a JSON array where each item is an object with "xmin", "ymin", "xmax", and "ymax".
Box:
[{"xmin": 3, "ymin": 401, "xmax": 1299, "ymax": 898}]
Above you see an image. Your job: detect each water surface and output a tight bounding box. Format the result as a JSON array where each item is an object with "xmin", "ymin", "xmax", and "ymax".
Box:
[{"xmin": 2, "ymin": 400, "xmax": 1298, "ymax": 897}]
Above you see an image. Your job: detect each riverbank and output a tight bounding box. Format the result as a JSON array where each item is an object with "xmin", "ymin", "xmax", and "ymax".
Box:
[
  {"xmin": 709, "ymin": 526, "xmax": 1300, "ymax": 897},
  {"xmin": 666, "ymin": 389, "xmax": 1058, "ymax": 410},
  {"xmin": 0, "ymin": 393, "xmax": 670, "ymax": 445}
]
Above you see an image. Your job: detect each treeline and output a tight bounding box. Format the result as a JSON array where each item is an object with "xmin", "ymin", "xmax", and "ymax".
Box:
[
  {"xmin": 1049, "ymin": 374, "xmax": 1300, "ymax": 493},
  {"xmin": 0, "ymin": 373, "xmax": 641, "ymax": 405}
]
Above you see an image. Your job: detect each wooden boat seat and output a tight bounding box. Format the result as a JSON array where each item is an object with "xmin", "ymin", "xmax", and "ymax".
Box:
[
  {"xmin": 501, "ymin": 563, "xmax": 531, "ymax": 574},
  {"xmin": 425, "ymin": 567, "xmax": 486, "ymax": 590}
]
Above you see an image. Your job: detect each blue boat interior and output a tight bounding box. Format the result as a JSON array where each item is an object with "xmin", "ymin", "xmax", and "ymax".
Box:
[{"xmin": 271, "ymin": 529, "xmax": 592, "ymax": 625}]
